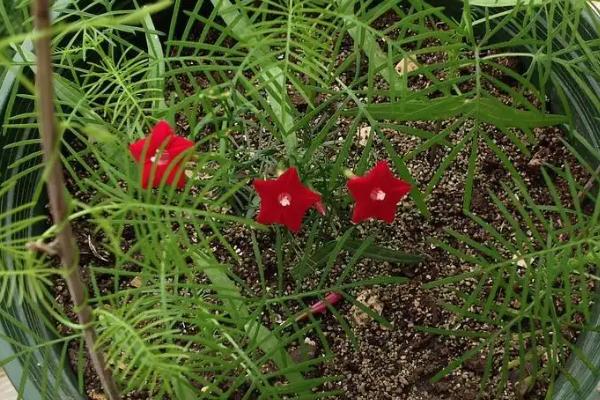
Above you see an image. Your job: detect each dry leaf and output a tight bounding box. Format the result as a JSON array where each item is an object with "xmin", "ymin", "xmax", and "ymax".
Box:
[
  {"xmin": 351, "ymin": 290, "xmax": 384, "ymax": 327},
  {"xmin": 104, "ymin": 353, "xmax": 127, "ymax": 370},
  {"xmin": 516, "ymin": 375, "xmax": 535, "ymax": 398},
  {"xmin": 89, "ymin": 391, "xmax": 108, "ymax": 400},
  {"xmin": 130, "ymin": 276, "xmax": 143, "ymax": 288},
  {"xmin": 356, "ymin": 125, "xmax": 371, "ymax": 147},
  {"xmin": 87, "ymin": 235, "xmax": 110, "ymax": 262},
  {"xmin": 512, "ymin": 254, "xmax": 535, "ymax": 268},
  {"xmin": 395, "ymin": 56, "xmax": 419, "ymax": 76}
]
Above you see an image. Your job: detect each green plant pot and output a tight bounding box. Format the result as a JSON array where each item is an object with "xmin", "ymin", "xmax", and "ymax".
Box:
[
  {"xmin": 0, "ymin": 2, "xmax": 597, "ymax": 399},
  {"xmin": 0, "ymin": 126, "xmax": 84, "ymax": 400},
  {"xmin": 546, "ymin": 7, "xmax": 600, "ymax": 397}
]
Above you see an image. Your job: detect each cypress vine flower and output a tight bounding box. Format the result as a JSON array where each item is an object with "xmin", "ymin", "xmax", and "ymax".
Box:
[
  {"xmin": 129, "ymin": 120, "xmax": 194, "ymax": 189},
  {"xmin": 253, "ymin": 167, "xmax": 321, "ymax": 233},
  {"xmin": 347, "ymin": 161, "xmax": 411, "ymax": 223}
]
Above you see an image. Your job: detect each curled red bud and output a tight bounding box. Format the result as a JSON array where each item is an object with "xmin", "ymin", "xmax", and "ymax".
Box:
[{"xmin": 296, "ymin": 292, "xmax": 343, "ymax": 322}]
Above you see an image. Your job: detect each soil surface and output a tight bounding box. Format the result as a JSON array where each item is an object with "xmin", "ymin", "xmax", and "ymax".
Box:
[
  {"xmin": 212, "ymin": 122, "xmax": 588, "ymax": 400},
  {"xmin": 55, "ymin": 122, "xmax": 588, "ymax": 400},
  {"xmin": 316, "ymin": 126, "xmax": 585, "ymax": 400},
  {"xmin": 50, "ymin": 10, "xmax": 594, "ymax": 400}
]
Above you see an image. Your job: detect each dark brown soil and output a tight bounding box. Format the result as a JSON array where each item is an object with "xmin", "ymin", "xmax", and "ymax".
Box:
[
  {"xmin": 317, "ymin": 126, "xmax": 586, "ymax": 400},
  {"xmin": 55, "ymin": 123, "xmax": 589, "ymax": 400},
  {"xmin": 213, "ymin": 122, "xmax": 588, "ymax": 400},
  {"xmin": 200, "ymin": 13, "xmax": 590, "ymax": 399}
]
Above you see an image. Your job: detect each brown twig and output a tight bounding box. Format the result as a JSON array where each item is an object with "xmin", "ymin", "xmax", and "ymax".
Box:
[{"xmin": 31, "ymin": 0, "xmax": 121, "ymax": 398}]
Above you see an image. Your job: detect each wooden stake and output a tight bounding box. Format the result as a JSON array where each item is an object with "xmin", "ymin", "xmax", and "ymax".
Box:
[{"xmin": 31, "ymin": 0, "xmax": 121, "ymax": 398}]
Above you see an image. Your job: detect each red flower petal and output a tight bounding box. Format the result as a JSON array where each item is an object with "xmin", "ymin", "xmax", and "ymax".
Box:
[
  {"xmin": 277, "ymin": 167, "xmax": 301, "ymax": 189},
  {"xmin": 314, "ymin": 201, "xmax": 326, "ymax": 215},
  {"xmin": 253, "ymin": 167, "xmax": 321, "ymax": 232},
  {"xmin": 281, "ymin": 207, "xmax": 305, "ymax": 233},
  {"xmin": 141, "ymin": 161, "xmax": 187, "ymax": 189},
  {"xmin": 347, "ymin": 174, "xmax": 373, "ymax": 203},
  {"xmin": 166, "ymin": 135, "xmax": 195, "ymax": 160},
  {"xmin": 129, "ymin": 120, "xmax": 174, "ymax": 162},
  {"xmin": 347, "ymin": 161, "xmax": 411, "ymax": 224},
  {"xmin": 147, "ymin": 120, "xmax": 174, "ymax": 155},
  {"xmin": 253, "ymin": 179, "xmax": 285, "ymax": 224},
  {"xmin": 350, "ymin": 201, "xmax": 373, "ymax": 224},
  {"xmin": 129, "ymin": 138, "xmax": 147, "ymax": 162},
  {"xmin": 129, "ymin": 121, "xmax": 195, "ymax": 189},
  {"xmin": 375, "ymin": 203, "xmax": 397, "ymax": 224}
]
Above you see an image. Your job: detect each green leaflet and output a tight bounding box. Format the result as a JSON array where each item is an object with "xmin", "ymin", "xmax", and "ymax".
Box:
[
  {"xmin": 346, "ymin": 96, "xmax": 567, "ymax": 128},
  {"xmin": 335, "ymin": 0, "xmax": 398, "ymax": 89},
  {"xmin": 309, "ymin": 239, "xmax": 422, "ymax": 268},
  {"xmin": 143, "ymin": 13, "xmax": 166, "ymax": 111},
  {"xmin": 465, "ymin": 0, "xmax": 546, "ymax": 6},
  {"xmin": 194, "ymin": 253, "xmax": 304, "ymax": 385},
  {"xmin": 210, "ymin": 0, "xmax": 298, "ymax": 153}
]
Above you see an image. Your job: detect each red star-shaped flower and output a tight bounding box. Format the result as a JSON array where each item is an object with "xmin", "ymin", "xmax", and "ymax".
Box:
[
  {"xmin": 129, "ymin": 120, "xmax": 194, "ymax": 189},
  {"xmin": 253, "ymin": 168, "xmax": 321, "ymax": 233},
  {"xmin": 347, "ymin": 161, "xmax": 411, "ymax": 224}
]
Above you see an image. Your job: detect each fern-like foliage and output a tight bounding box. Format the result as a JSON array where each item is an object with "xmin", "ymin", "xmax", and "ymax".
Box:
[
  {"xmin": 0, "ymin": 0, "xmax": 599, "ymax": 398},
  {"xmin": 165, "ymin": 0, "xmax": 587, "ymax": 220},
  {"xmin": 96, "ymin": 303, "xmax": 194, "ymax": 397},
  {"xmin": 472, "ymin": 0, "xmax": 600, "ymax": 148},
  {"xmin": 424, "ymin": 134, "xmax": 600, "ymax": 395}
]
